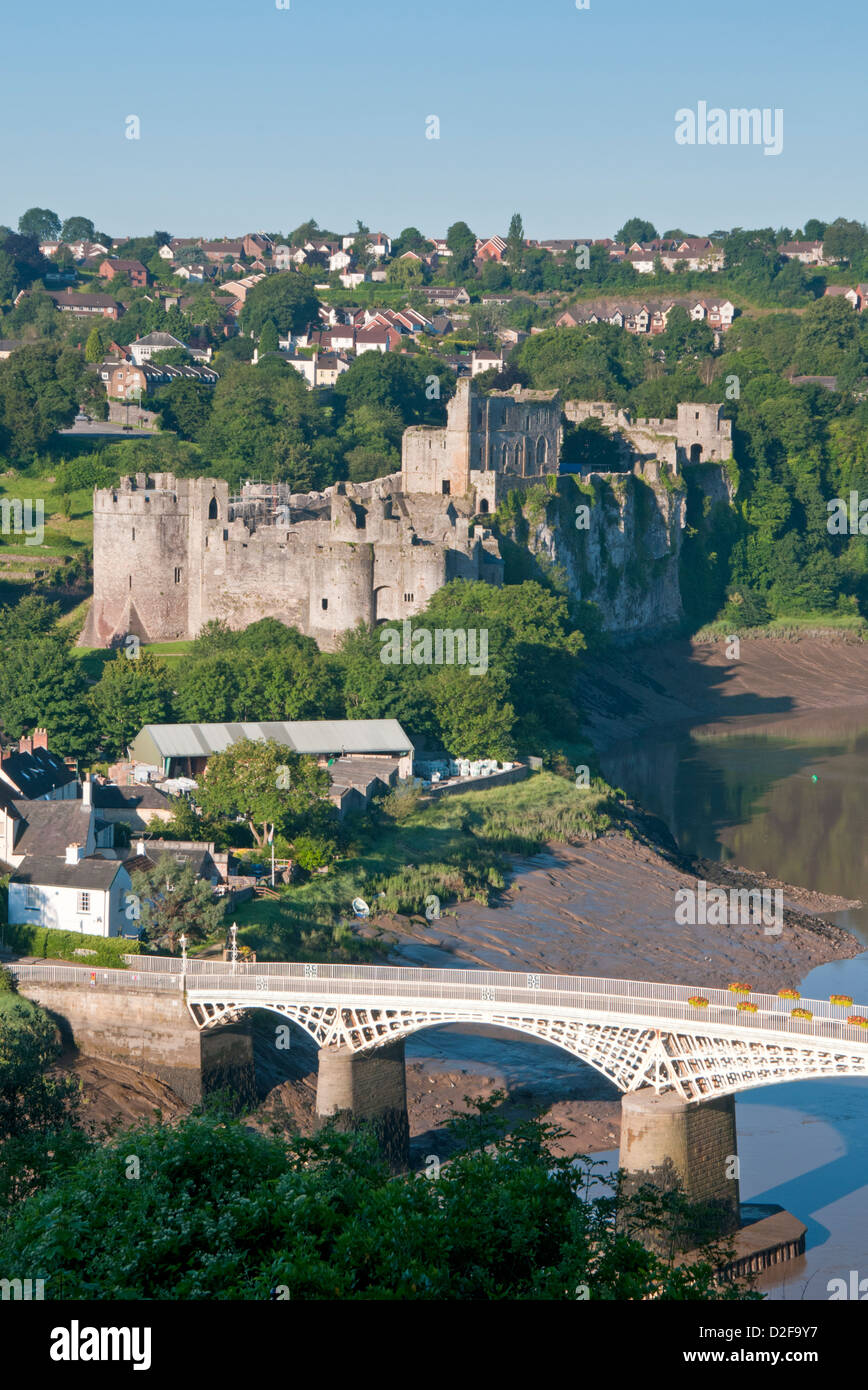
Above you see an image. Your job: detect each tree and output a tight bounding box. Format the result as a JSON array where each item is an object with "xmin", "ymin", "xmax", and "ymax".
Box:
[
  {"xmin": 59, "ymin": 216, "xmax": 95, "ymax": 243},
  {"xmin": 259, "ymin": 318, "xmax": 279, "ymax": 354},
  {"xmin": 242, "ymin": 271, "xmax": 320, "ymax": 337},
  {"xmin": 615, "ymin": 217, "xmax": 658, "ymax": 246},
  {"xmin": 392, "ymin": 226, "xmax": 430, "ymax": 258},
  {"xmin": 89, "ymin": 651, "xmax": 175, "ymax": 759},
  {"xmin": 803, "ymin": 218, "xmax": 827, "ymax": 241},
  {"xmin": 0, "ymin": 636, "xmax": 94, "ymax": 758},
  {"xmin": 0, "ymin": 1103, "xmax": 757, "ymax": 1300},
  {"xmin": 0, "ymin": 249, "xmax": 15, "ymax": 303},
  {"xmin": 201, "ymin": 360, "xmax": 328, "ymax": 489},
  {"xmin": 84, "ymin": 324, "xmax": 105, "ymax": 363},
  {"xmin": 129, "ymin": 854, "xmax": 225, "ymax": 952},
  {"xmin": 17, "ymin": 208, "xmax": 61, "ymax": 242},
  {"xmin": 196, "ymin": 738, "xmax": 331, "ymax": 845},
  {"xmin": 154, "ymin": 377, "xmax": 214, "ymax": 439},
  {"xmin": 0, "ymin": 343, "xmax": 91, "ymax": 455},
  {"xmin": 506, "ymin": 212, "xmax": 524, "ymax": 270},
  {"xmin": 0, "ymin": 990, "xmax": 80, "ymax": 1142},
  {"xmin": 446, "ymin": 220, "xmax": 477, "ymax": 274}
]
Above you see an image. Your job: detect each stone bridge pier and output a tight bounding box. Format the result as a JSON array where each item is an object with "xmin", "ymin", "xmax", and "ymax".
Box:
[
  {"xmin": 618, "ymin": 1091, "xmax": 741, "ymax": 1246},
  {"xmin": 314, "ymin": 1039, "xmax": 410, "ymax": 1173}
]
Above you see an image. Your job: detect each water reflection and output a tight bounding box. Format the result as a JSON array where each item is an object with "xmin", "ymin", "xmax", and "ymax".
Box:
[{"xmin": 600, "ymin": 710, "xmax": 868, "ymax": 1299}]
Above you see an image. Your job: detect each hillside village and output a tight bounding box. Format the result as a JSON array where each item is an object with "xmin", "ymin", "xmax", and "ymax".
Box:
[{"xmin": 1, "ymin": 209, "xmax": 868, "ymax": 953}]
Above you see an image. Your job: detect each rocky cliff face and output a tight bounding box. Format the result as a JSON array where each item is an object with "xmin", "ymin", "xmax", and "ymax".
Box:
[{"xmin": 499, "ymin": 464, "xmax": 733, "ymax": 636}]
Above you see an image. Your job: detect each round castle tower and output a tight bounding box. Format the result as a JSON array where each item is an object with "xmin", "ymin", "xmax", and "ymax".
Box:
[{"xmin": 79, "ymin": 473, "xmax": 192, "ymax": 647}]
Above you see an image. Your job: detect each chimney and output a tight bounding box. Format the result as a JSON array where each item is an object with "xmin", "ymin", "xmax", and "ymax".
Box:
[
  {"xmin": 19, "ymin": 734, "xmax": 33, "ymax": 756},
  {"xmin": 65, "ymin": 843, "xmax": 84, "ymax": 865},
  {"xmin": 82, "ymin": 776, "xmax": 92, "ymax": 809},
  {"xmin": 33, "ymin": 727, "xmax": 49, "ymax": 751}
]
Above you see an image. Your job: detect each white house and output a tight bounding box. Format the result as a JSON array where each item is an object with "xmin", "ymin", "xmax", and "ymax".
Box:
[
  {"xmin": 471, "ymin": 349, "xmax": 504, "ymax": 377},
  {"xmin": 9, "ymin": 847, "xmax": 134, "ymax": 938}
]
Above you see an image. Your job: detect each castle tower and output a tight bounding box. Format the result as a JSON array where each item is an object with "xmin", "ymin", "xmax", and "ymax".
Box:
[
  {"xmin": 79, "ymin": 474, "xmax": 191, "ymax": 647},
  {"xmin": 186, "ymin": 477, "xmax": 231, "ymax": 637}
]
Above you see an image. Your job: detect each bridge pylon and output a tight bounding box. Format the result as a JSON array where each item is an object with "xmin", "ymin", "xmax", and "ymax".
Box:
[{"xmin": 314, "ymin": 1039, "xmax": 410, "ymax": 1172}]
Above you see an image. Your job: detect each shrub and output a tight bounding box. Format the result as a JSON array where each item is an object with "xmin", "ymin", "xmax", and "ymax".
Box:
[
  {"xmin": 2, "ymin": 925, "xmax": 138, "ymax": 967},
  {"xmin": 293, "ymin": 835, "xmax": 337, "ymax": 872}
]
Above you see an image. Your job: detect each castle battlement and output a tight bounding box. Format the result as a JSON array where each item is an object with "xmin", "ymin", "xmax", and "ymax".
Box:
[{"xmin": 563, "ymin": 399, "xmax": 733, "ymax": 473}]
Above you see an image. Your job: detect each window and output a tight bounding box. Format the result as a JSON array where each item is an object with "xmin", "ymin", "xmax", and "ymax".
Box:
[
  {"xmin": 77, "ymin": 892, "xmax": 91, "ymax": 914},
  {"xmin": 404, "ymin": 592, "xmax": 414, "ymax": 603},
  {"xmin": 131, "ymin": 527, "xmax": 135, "ymax": 542},
  {"xmin": 441, "ymin": 480, "xmax": 451, "ymax": 495},
  {"xmin": 174, "ymin": 567, "xmax": 182, "ymax": 584},
  {"xmin": 208, "ymin": 497, "xmax": 219, "ymax": 520},
  {"xmin": 479, "ymin": 498, "xmax": 489, "ymax": 514},
  {"xmin": 129, "ymin": 575, "xmax": 132, "ymax": 589},
  {"xmin": 25, "ymin": 885, "xmax": 38, "ymax": 910},
  {"xmin": 321, "ymin": 598, "xmax": 328, "ymax": 610}
]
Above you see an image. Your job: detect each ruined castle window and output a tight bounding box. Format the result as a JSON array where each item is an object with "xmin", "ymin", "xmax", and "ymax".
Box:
[
  {"xmin": 441, "ymin": 480, "xmax": 450, "ymax": 495},
  {"xmin": 174, "ymin": 567, "xmax": 182, "ymax": 584},
  {"xmin": 404, "ymin": 593, "xmax": 414, "ymax": 603},
  {"xmin": 223, "ymin": 529, "xmax": 228, "ymax": 541},
  {"xmin": 129, "ymin": 576, "xmax": 132, "ymax": 589},
  {"xmin": 321, "ymin": 598, "xmax": 328, "ymax": 610},
  {"xmin": 131, "ymin": 528, "xmax": 135, "ymax": 541},
  {"xmin": 690, "ymin": 444, "xmax": 702, "ymax": 463},
  {"xmin": 695, "ymin": 412, "xmax": 700, "ymax": 420},
  {"xmin": 536, "ymin": 436, "xmax": 547, "ymax": 468},
  {"xmin": 208, "ymin": 497, "xmax": 219, "ymax": 521},
  {"xmin": 479, "ymin": 498, "xmax": 489, "ymax": 514}
]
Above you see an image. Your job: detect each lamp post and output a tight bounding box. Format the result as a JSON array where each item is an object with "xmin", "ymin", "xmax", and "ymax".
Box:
[
  {"xmin": 229, "ymin": 922, "xmax": 238, "ymax": 973},
  {"xmin": 179, "ymin": 933, "xmax": 188, "ymax": 990}
]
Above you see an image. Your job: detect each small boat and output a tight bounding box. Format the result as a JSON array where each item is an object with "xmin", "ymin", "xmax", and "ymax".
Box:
[{"xmin": 352, "ymin": 897, "xmax": 370, "ymax": 918}]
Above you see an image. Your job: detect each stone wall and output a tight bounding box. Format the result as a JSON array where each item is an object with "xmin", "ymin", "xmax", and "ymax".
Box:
[
  {"xmin": 16, "ymin": 980, "xmax": 255, "ymax": 1106},
  {"xmin": 564, "ymin": 400, "xmax": 733, "ymax": 473}
]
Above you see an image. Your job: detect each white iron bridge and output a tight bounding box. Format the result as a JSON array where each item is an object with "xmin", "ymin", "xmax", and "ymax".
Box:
[{"xmin": 94, "ymin": 958, "xmax": 868, "ymax": 1103}]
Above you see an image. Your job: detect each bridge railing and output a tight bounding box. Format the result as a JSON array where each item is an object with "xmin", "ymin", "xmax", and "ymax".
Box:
[
  {"xmin": 181, "ymin": 970, "xmax": 868, "ymax": 1046},
  {"xmin": 122, "ymin": 956, "xmax": 867, "ymax": 1026},
  {"xmin": 13, "ymin": 961, "xmax": 868, "ymax": 1047},
  {"xmin": 10, "ymin": 964, "xmax": 183, "ymax": 991}
]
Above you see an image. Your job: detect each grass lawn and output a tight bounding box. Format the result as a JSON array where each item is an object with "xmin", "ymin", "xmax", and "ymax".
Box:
[
  {"xmin": 72, "ymin": 638, "xmax": 196, "ymax": 681},
  {"xmin": 227, "ymin": 772, "xmax": 618, "ymax": 962},
  {"xmin": 0, "ymin": 471, "xmax": 94, "ymax": 555}
]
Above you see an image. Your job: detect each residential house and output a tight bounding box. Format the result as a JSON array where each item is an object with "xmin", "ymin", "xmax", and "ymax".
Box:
[
  {"xmin": 366, "ymin": 232, "xmax": 392, "ymax": 258},
  {"xmin": 476, "ymin": 235, "xmax": 508, "ymax": 263},
  {"xmin": 0, "ymin": 778, "xmax": 114, "ymax": 871},
  {"xmin": 422, "ymin": 286, "xmax": 471, "ymax": 307},
  {"xmin": 281, "ymin": 349, "xmax": 352, "ymax": 388},
  {"xmin": 0, "ymin": 731, "xmax": 78, "ymax": 801},
  {"xmin": 47, "ymin": 289, "xmax": 121, "ymax": 320},
  {"xmin": 129, "ymin": 332, "xmax": 212, "ymax": 365},
  {"xmin": 777, "ymin": 240, "xmax": 827, "ymax": 265},
  {"xmin": 200, "ymin": 241, "xmax": 244, "ymax": 264},
  {"xmin": 0, "ymin": 340, "xmax": 24, "ymax": 360},
  {"xmin": 823, "ymin": 286, "xmax": 861, "ymax": 310},
  {"xmin": 355, "ymin": 324, "xmax": 401, "ymax": 354},
  {"xmin": 471, "ymin": 348, "xmax": 504, "ymax": 376},
  {"xmin": 99, "ymin": 257, "xmax": 148, "ymax": 289},
  {"xmin": 8, "ymin": 850, "xmax": 133, "ymax": 938}
]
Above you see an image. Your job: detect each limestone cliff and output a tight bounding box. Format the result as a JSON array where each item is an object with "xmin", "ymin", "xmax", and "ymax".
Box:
[{"xmin": 496, "ymin": 463, "xmax": 733, "ymax": 636}]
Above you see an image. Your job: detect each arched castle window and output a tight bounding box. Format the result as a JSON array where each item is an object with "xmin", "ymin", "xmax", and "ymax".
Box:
[
  {"xmin": 479, "ymin": 498, "xmax": 489, "ymax": 514},
  {"xmin": 208, "ymin": 497, "xmax": 219, "ymax": 521},
  {"xmin": 536, "ymin": 435, "xmax": 547, "ymax": 469}
]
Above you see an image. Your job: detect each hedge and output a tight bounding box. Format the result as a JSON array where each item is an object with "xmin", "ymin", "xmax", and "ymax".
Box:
[{"xmin": 2, "ymin": 925, "xmax": 139, "ymax": 968}]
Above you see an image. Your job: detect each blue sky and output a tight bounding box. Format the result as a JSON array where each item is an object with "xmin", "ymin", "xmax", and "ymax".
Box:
[{"xmin": 2, "ymin": 0, "xmax": 864, "ymax": 240}]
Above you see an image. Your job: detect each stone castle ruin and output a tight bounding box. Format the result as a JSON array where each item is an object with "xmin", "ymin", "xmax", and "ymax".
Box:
[
  {"xmin": 80, "ymin": 380, "xmax": 563, "ymax": 650},
  {"xmin": 564, "ymin": 400, "xmax": 732, "ymax": 477},
  {"xmin": 81, "ymin": 381, "xmax": 732, "ymax": 650}
]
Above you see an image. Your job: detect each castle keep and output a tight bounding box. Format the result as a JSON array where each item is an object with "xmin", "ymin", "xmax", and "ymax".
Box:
[{"xmin": 80, "ymin": 380, "xmax": 563, "ymax": 650}]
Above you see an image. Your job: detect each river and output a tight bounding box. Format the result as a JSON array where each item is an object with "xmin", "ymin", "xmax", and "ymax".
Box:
[{"xmin": 599, "ymin": 707, "xmax": 868, "ymax": 1300}]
